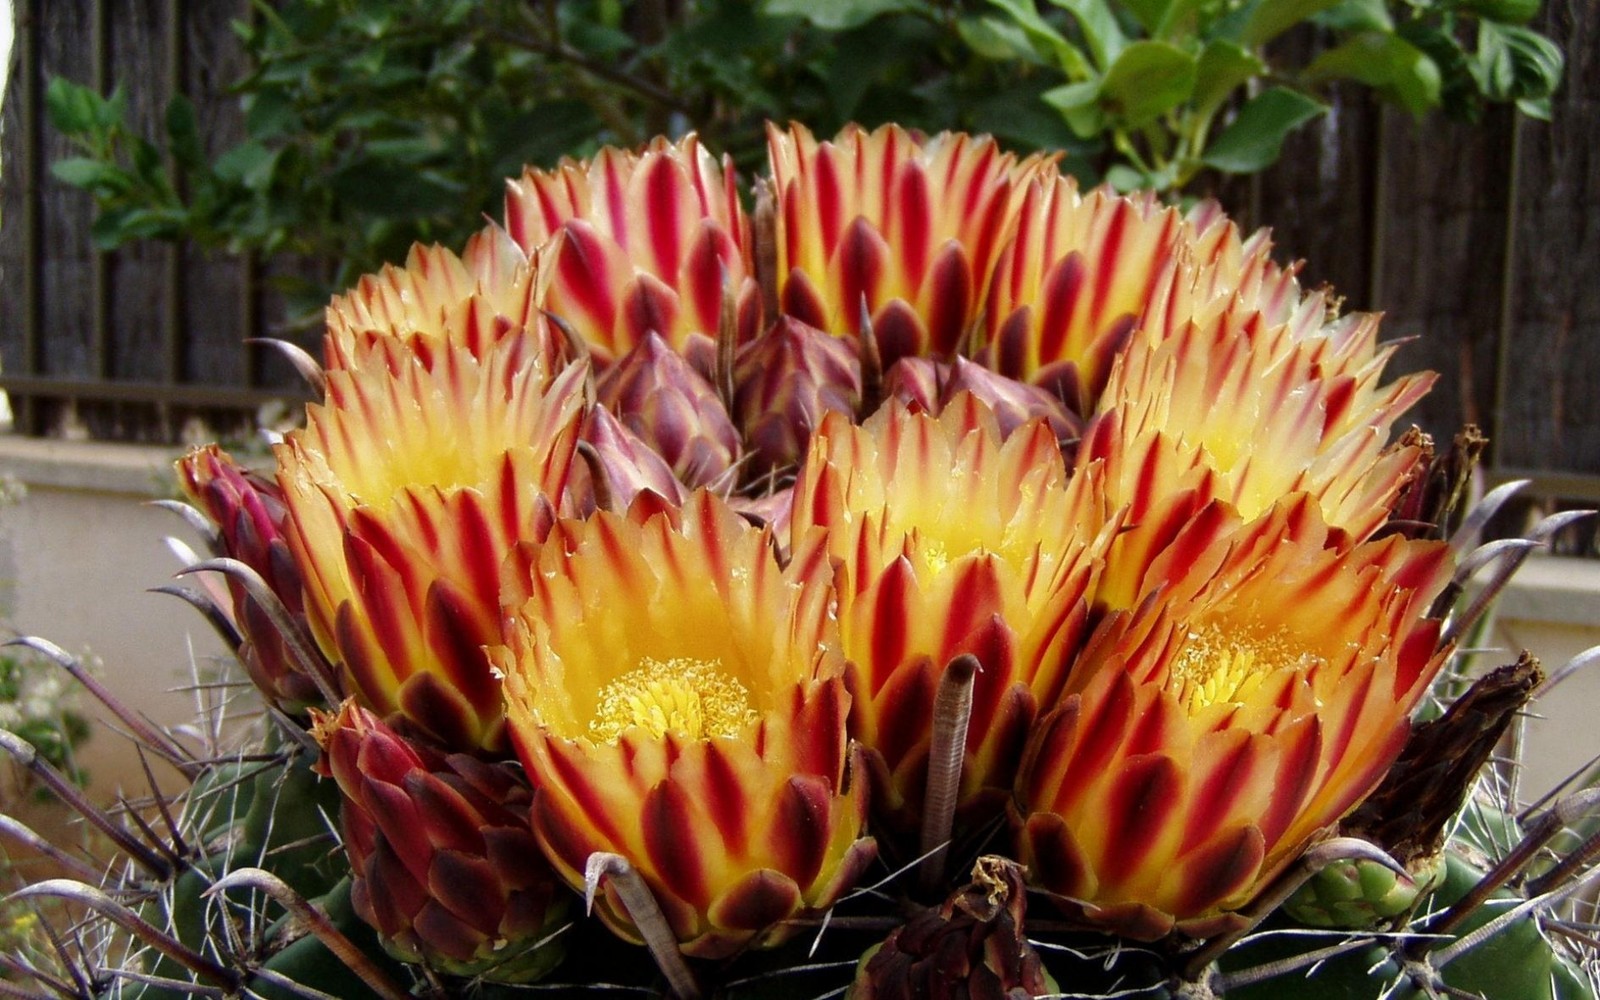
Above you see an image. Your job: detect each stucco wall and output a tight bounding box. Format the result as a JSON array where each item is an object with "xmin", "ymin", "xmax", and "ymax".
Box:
[{"xmin": 0, "ymin": 437, "xmax": 228, "ymax": 804}]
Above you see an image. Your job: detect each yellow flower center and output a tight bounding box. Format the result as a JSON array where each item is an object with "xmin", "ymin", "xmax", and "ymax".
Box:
[
  {"xmin": 588, "ymin": 657, "xmax": 758, "ymax": 743},
  {"xmin": 1169, "ymin": 622, "xmax": 1310, "ymax": 713}
]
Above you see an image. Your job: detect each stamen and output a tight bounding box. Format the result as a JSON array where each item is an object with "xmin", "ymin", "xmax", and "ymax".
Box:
[
  {"xmin": 1170, "ymin": 621, "xmax": 1310, "ymax": 712},
  {"xmin": 589, "ymin": 657, "xmax": 757, "ymax": 743}
]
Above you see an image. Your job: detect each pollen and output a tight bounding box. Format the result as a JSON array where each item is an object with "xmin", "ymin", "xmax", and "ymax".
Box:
[
  {"xmin": 588, "ymin": 657, "xmax": 758, "ymax": 743},
  {"xmin": 1169, "ymin": 621, "xmax": 1311, "ymax": 713}
]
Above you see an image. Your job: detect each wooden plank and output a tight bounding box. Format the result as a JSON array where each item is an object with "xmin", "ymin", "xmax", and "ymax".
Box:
[{"xmin": 1495, "ymin": 0, "xmax": 1600, "ymax": 476}]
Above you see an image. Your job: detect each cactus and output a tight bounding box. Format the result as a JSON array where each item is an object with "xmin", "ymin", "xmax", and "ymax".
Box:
[{"xmin": 5, "ymin": 126, "xmax": 1600, "ymax": 1000}]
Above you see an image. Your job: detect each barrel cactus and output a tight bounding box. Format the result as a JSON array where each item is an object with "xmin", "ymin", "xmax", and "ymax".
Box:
[{"xmin": 2, "ymin": 123, "xmax": 1597, "ymax": 1000}]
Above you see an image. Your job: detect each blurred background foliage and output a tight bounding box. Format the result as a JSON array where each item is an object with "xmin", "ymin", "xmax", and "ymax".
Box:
[{"xmin": 44, "ymin": 0, "xmax": 1563, "ymax": 305}]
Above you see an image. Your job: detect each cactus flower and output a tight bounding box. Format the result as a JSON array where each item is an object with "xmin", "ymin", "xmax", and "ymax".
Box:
[
  {"xmin": 1095, "ymin": 298, "xmax": 1433, "ymax": 546},
  {"xmin": 1014, "ymin": 495, "xmax": 1453, "ymax": 940},
  {"xmin": 766, "ymin": 122, "xmax": 1052, "ymax": 362},
  {"xmin": 277, "ymin": 337, "xmax": 586, "ymax": 752},
  {"xmin": 496, "ymin": 492, "xmax": 875, "ymax": 958},
  {"xmin": 312, "ymin": 700, "xmax": 569, "ymax": 982},
  {"xmin": 883, "ymin": 354, "xmax": 1080, "ymax": 444},
  {"xmin": 504, "ymin": 135, "xmax": 760, "ymax": 367},
  {"xmin": 731, "ymin": 316, "xmax": 863, "ymax": 477},
  {"xmin": 596, "ymin": 331, "xmax": 742, "ymax": 490},
  {"xmin": 978, "ymin": 180, "xmax": 1195, "ymax": 414},
  {"xmin": 323, "ymin": 229, "xmax": 558, "ymax": 372},
  {"xmin": 789, "ymin": 397, "xmax": 1113, "ymax": 843},
  {"xmin": 176, "ymin": 444, "xmax": 328, "ymax": 710}
]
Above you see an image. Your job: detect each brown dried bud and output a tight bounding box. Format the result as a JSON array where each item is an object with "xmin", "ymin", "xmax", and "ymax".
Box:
[{"xmin": 848, "ymin": 856, "xmax": 1056, "ymax": 1000}]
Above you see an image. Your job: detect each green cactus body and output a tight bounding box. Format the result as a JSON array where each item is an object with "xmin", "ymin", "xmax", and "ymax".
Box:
[
  {"xmin": 1283, "ymin": 855, "xmax": 1445, "ymax": 929},
  {"xmin": 113, "ymin": 748, "xmax": 346, "ymax": 999},
  {"xmin": 246, "ymin": 879, "xmax": 411, "ymax": 1000},
  {"xmin": 1225, "ymin": 850, "xmax": 1596, "ymax": 1000}
]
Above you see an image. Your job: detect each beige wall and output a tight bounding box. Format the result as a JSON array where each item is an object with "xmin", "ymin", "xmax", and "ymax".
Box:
[
  {"xmin": 1482, "ymin": 557, "xmax": 1600, "ymax": 799},
  {"xmin": 0, "ymin": 438, "xmax": 228, "ymax": 805}
]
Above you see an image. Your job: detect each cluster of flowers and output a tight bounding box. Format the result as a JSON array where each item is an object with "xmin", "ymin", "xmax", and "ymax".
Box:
[{"xmin": 176, "ymin": 123, "xmax": 1452, "ymax": 983}]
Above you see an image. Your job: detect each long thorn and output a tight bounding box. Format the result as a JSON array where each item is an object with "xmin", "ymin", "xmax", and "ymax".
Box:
[
  {"xmin": 0, "ymin": 729, "xmax": 171, "ymax": 878},
  {"xmin": 575, "ymin": 441, "xmax": 618, "ymax": 515},
  {"xmin": 1433, "ymin": 865, "xmax": 1600, "ymax": 969},
  {"xmin": 715, "ymin": 268, "xmax": 738, "ymax": 412},
  {"xmin": 138, "ymin": 747, "xmax": 190, "ymax": 860},
  {"xmin": 856, "ymin": 295, "xmax": 883, "ymax": 419},
  {"xmin": 0, "ymin": 950, "xmax": 78, "ymax": 1000},
  {"xmin": 0, "ymin": 815, "xmax": 104, "ymax": 885},
  {"xmin": 149, "ymin": 499, "xmax": 221, "ymax": 549},
  {"xmin": 247, "ymin": 337, "xmax": 325, "ymax": 397},
  {"xmin": 540, "ymin": 307, "xmax": 591, "ymax": 367},
  {"xmin": 1411, "ymin": 786, "xmax": 1600, "ymax": 954},
  {"xmin": 1525, "ymin": 824, "xmax": 1600, "ymax": 897},
  {"xmin": 5, "ymin": 637, "xmax": 198, "ymax": 775},
  {"xmin": 919, "ymin": 654, "xmax": 978, "ymax": 895},
  {"xmin": 1536, "ymin": 644, "xmax": 1600, "ymax": 698},
  {"xmin": 149, "ymin": 585, "xmax": 243, "ymax": 653},
  {"xmin": 1449, "ymin": 480, "xmax": 1527, "ymax": 552},
  {"xmin": 5, "ymin": 880, "xmax": 239, "ymax": 989},
  {"xmin": 175, "ymin": 559, "xmax": 339, "ymax": 704},
  {"xmin": 205, "ymin": 868, "xmax": 411, "ymax": 1000},
  {"xmin": 1183, "ymin": 837, "xmax": 1407, "ymax": 982},
  {"xmin": 1213, "ymin": 935, "xmax": 1383, "ymax": 993},
  {"xmin": 0, "ymin": 979, "xmax": 55, "ymax": 1000},
  {"xmin": 584, "ymin": 853, "xmax": 700, "ymax": 999}
]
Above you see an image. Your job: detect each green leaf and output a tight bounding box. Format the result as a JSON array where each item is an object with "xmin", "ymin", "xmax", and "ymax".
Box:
[
  {"xmin": 956, "ymin": 15, "xmax": 1047, "ymax": 63},
  {"xmin": 45, "ymin": 77, "xmax": 109, "ymax": 135},
  {"xmin": 973, "ymin": 83, "xmax": 1090, "ymax": 151},
  {"xmin": 1475, "ymin": 23, "xmax": 1564, "ymax": 102},
  {"xmin": 50, "ymin": 157, "xmax": 134, "ymax": 195},
  {"xmin": 761, "ymin": 0, "xmax": 924, "ymax": 30},
  {"xmin": 243, "ymin": 89, "xmax": 299, "ymax": 140},
  {"xmin": 987, "ymin": 0, "xmax": 1093, "ymax": 77},
  {"xmin": 1193, "ymin": 40, "xmax": 1265, "ymax": 118},
  {"xmin": 89, "ymin": 205, "xmax": 184, "ymax": 247},
  {"xmin": 1516, "ymin": 95, "xmax": 1552, "ymax": 119},
  {"xmin": 1120, "ymin": 0, "xmax": 1171, "ymax": 32},
  {"xmin": 1042, "ymin": 80, "xmax": 1102, "ymax": 111},
  {"xmin": 1099, "ymin": 41, "xmax": 1197, "ymax": 127},
  {"xmin": 1105, "ymin": 162, "xmax": 1159, "ymax": 191},
  {"xmin": 165, "ymin": 96, "xmax": 205, "ymax": 173},
  {"xmin": 1047, "ymin": 0, "xmax": 1127, "ymax": 71},
  {"xmin": 1153, "ymin": 0, "xmax": 1206, "ymax": 41},
  {"xmin": 213, "ymin": 141, "xmax": 281, "ymax": 192},
  {"xmin": 1241, "ymin": 0, "xmax": 1343, "ymax": 47},
  {"xmin": 1317, "ymin": 0, "xmax": 1393, "ymax": 33},
  {"xmin": 131, "ymin": 137, "xmax": 172, "ymax": 197},
  {"xmin": 1460, "ymin": 0, "xmax": 1541, "ymax": 24},
  {"xmin": 1307, "ymin": 32, "xmax": 1442, "ymax": 116},
  {"xmin": 1202, "ymin": 86, "xmax": 1326, "ymax": 172}
]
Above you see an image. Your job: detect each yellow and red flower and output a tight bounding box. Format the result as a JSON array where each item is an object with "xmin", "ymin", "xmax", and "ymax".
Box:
[
  {"xmin": 504, "ymin": 135, "xmax": 760, "ymax": 367},
  {"xmin": 175, "ymin": 444, "xmax": 328, "ymax": 710},
  {"xmin": 277, "ymin": 337, "xmax": 586, "ymax": 752},
  {"xmin": 1014, "ymin": 495, "xmax": 1453, "ymax": 940},
  {"xmin": 1104, "ymin": 306, "xmax": 1430, "ymax": 526},
  {"xmin": 767, "ymin": 122, "xmax": 1052, "ymax": 361},
  {"xmin": 789, "ymin": 397, "xmax": 1113, "ymax": 841},
  {"xmin": 496, "ymin": 492, "xmax": 875, "ymax": 957},
  {"xmin": 323, "ymin": 228, "xmax": 557, "ymax": 371}
]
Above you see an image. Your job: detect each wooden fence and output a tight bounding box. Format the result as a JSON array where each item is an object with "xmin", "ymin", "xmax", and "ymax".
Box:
[{"xmin": 3, "ymin": 1, "xmax": 1597, "ymax": 536}]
